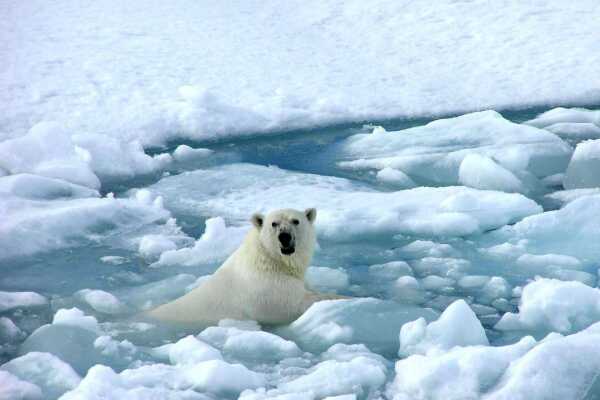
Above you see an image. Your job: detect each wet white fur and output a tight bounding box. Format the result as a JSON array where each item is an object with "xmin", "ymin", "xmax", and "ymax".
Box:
[{"xmin": 146, "ymin": 208, "xmax": 343, "ymax": 325}]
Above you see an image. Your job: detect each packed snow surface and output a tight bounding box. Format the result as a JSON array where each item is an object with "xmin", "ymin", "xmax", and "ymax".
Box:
[
  {"xmin": 2, "ymin": 1, "xmax": 600, "ymax": 148},
  {"xmin": 2, "ymin": 1, "xmax": 600, "ymax": 395}
]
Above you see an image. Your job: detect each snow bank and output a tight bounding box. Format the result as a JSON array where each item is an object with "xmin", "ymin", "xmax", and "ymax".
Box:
[
  {"xmin": 148, "ymin": 163, "xmax": 541, "ymax": 239},
  {"xmin": 399, "ymin": 300, "xmax": 488, "ymax": 356},
  {"xmin": 3, "ymin": 2, "xmax": 600, "ymax": 146},
  {"xmin": 338, "ymin": 111, "xmax": 572, "ymax": 190},
  {"xmin": 495, "ymin": 278, "xmax": 600, "ymax": 334},
  {"xmin": 563, "ymin": 139, "xmax": 600, "ymax": 189}
]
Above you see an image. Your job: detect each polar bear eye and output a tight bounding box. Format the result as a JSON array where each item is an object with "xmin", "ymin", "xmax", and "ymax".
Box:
[
  {"xmin": 271, "ymin": 222, "xmax": 279, "ymax": 228},
  {"xmin": 292, "ymin": 219, "xmax": 299, "ymax": 225}
]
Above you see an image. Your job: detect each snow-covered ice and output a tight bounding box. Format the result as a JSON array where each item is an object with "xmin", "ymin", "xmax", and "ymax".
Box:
[
  {"xmin": 147, "ymin": 163, "xmax": 542, "ymax": 238},
  {"xmin": 563, "ymin": 139, "xmax": 600, "ymax": 189},
  {"xmin": 2, "ymin": 2, "xmax": 600, "ymax": 147},
  {"xmin": 2, "ymin": 1, "xmax": 600, "ymax": 398},
  {"xmin": 337, "ymin": 111, "xmax": 572, "ymax": 191}
]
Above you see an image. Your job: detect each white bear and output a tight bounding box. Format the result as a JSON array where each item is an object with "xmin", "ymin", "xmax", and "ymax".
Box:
[{"xmin": 146, "ymin": 208, "xmax": 345, "ymax": 325}]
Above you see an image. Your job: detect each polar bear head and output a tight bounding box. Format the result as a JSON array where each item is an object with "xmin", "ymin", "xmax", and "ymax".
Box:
[{"xmin": 251, "ymin": 208, "xmax": 317, "ymax": 266}]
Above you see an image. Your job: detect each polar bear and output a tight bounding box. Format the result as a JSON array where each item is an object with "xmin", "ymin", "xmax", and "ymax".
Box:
[{"xmin": 146, "ymin": 208, "xmax": 345, "ymax": 325}]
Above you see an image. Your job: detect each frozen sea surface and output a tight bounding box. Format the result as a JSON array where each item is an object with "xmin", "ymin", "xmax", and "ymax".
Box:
[
  {"xmin": 2, "ymin": 106, "xmax": 600, "ymax": 399},
  {"xmin": 2, "ymin": 1, "xmax": 600, "ymax": 397}
]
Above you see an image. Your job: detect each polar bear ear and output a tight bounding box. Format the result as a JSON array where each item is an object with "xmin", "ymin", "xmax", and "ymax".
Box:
[
  {"xmin": 251, "ymin": 213, "xmax": 264, "ymax": 230},
  {"xmin": 305, "ymin": 208, "xmax": 317, "ymax": 224}
]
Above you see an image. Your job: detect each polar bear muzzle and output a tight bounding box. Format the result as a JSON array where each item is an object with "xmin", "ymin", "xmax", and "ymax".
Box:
[{"xmin": 278, "ymin": 231, "xmax": 295, "ymax": 255}]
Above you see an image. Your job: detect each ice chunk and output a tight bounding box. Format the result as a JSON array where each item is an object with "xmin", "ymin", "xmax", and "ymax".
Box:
[
  {"xmin": 0, "ymin": 190, "xmax": 171, "ymax": 261},
  {"xmin": 399, "ymin": 240, "xmax": 459, "ymax": 258},
  {"xmin": 0, "ymin": 370, "xmax": 42, "ymax": 400},
  {"xmin": 563, "ymin": 139, "xmax": 600, "ymax": 189},
  {"xmin": 279, "ymin": 298, "xmax": 438, "ymax": 355},
  {"xmin": 0, "ymin": 122, "xmax": 99, "ymax": 189},
  {"xmin": 525, "ymin": 107, "xmax": 600, "ymax": 129},
  {"xmin": 338, "ymin": 111, "xmax": 572, "ymax": 186},
  {"xmin": 19, "ymin": 325, "xmax": 100, "ymax": 375},
  {"xmin": 0, "ymin": 352, "xmax": 81, "ymax": 399},
  {"xmin": 542, "ymin": 188, "xmax": 600, "ymax": 209},
  {"xmin": 0, "ymin": 174, "xmax": 99, "ymax": 200},
  {"xmin": 388, "ymin": 336, "xmax": 536, "ymax": 400},
  {"xmin": 495, "ymin": 278, "xmax": 600, "ymax": 334},
  {"xmin": 375, "ymin": 167, "xmax": 416, "ymax": 188},
  {"xmin": 0, "ymin": 291, "xmax": 48, "ymax": 312},
  {"xmin": 167, "ymin": 335, "xmax": 222, "ymax": 365},
  {"xmin": 481, "ymin": 277, "xmax": 511, "ymax": 301},
  {"xmin": 138, "ymin": 234, "xmax": 177, "ymax": 260},
  {"xmin": 457, "ymin": 275, "xmax": 491, "ymax": 290},
  {"xmin": 276, "ymin": 356, "xmax": 386, "ymax": 399},
  {"xmin": 173, "ymin": 145, "xmax": 213, "ymax": 162},
  {"xmin": 399, "ymin": 300, "xmax": 488, "ymax": 356},
  {"xmin": 305, "ymin": 267, "xmax": 349, "ymax": 293},
  {"xmin": 74, "ymin": 289, "xmax": 125, "ymax": 315},
  {"xmin": 485, "ymin": 322, "xmax": 600, "ymax": 400},
  {"xmin": 421, "ymin": 275, "xmax": 455, "ymax": 291},
  {"xmin": 52, "ymin": 308, "xmax": 100, "ymax": 333},
  {"xmin": 458, "ymin": 153, "xmax": 524, "ymax": 193},
  {"xmin": 221, "ymin": 330, "xmax": 302, "ymax": 362},
  {"xmin": 153, "ymin": 217, "xmax": 248, "ymax": 267},
  {"xmin": 148, "ymin": 163, "xmax": 542, "ymax": 239},
  {"xmin": 72, "ymin": 133, "xmax": 171, "ymax": 182},
  {"xmin": 0, "ymin": 317, "xmax": 24, "ymax": 343},
  {"xmin": 545, "ymin": 123, "xmax": 600, "ymax": 146},
  {"xmin": 411, "ymin": 257, "xmax": 470, "ymax": 279},
  {"xmin": 491, "ymin": 194, "xmax": 600, "ymax": 263},
  {"xmin": 369, "ymin": 261, "xmax": 413, "ymax": 281},
  {"xmin": 516, "ymin": 253, "xmax": 581, "ymax": 269}
]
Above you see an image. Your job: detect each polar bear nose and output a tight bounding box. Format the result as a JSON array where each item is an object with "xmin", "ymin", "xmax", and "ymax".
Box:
[{"xmin": 278, "ymin": 232, "xmax": 292, "ymax": 247}]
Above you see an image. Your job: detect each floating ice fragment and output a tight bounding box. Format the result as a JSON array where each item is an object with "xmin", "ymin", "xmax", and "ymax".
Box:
[
  {"xmin": 563, "ymin": 139, "xmax": 600, "ymax": 189},
  {"xmin": 52, "ymin": 308, "xmax": 100, "ymax": 333},
  {"xmin": 0, "ymin": 370, "xmax": 42, "ymax": 400},
  {"xmin": 305, "ymin": 267, "xmax": 349, "ymax": 293},
  {"xmin": 0, "ymin": 291, "xmax": 48, "ymax": 312},
  {"xmin": 279, "ymin": 298, "xmax": 438, "ymax": 355},
  {"xmin": 495, "ymin": 278, "xmax": 600, "ymax": 334},
  {"xmin": 399, "ymin": 299, "xmax": 488, "ymax": 356},
  {"xmin": 148, "ymin": 163, "xmax": 542, "ymax": 239},
  {"xmin": 0, "ymin": 352, "xmax": 81, "ymax": 399},
  {"xmin": 74, "ymin": 289, "xmax": 125, "ymax": 315}
]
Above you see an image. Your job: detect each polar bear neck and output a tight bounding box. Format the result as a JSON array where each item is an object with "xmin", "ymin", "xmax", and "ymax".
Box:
[{"xmin": 240, "ymin": 230, "xmax": 311, "ymax": 280}]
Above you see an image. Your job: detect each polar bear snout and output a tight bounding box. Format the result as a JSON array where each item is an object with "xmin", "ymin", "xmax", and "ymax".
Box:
[
  {"xmin": 278, "ymin": 231, "xmax": 295, "ymax": 255},
  {"xmin": 278, "ymin": 231, "xmax": 292, "ymax": 246}
]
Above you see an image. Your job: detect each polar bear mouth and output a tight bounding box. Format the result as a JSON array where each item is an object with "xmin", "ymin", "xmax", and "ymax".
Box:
[{"xmin": 280, "ymin": 246, "xmax": 295, "ymax": 255}]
